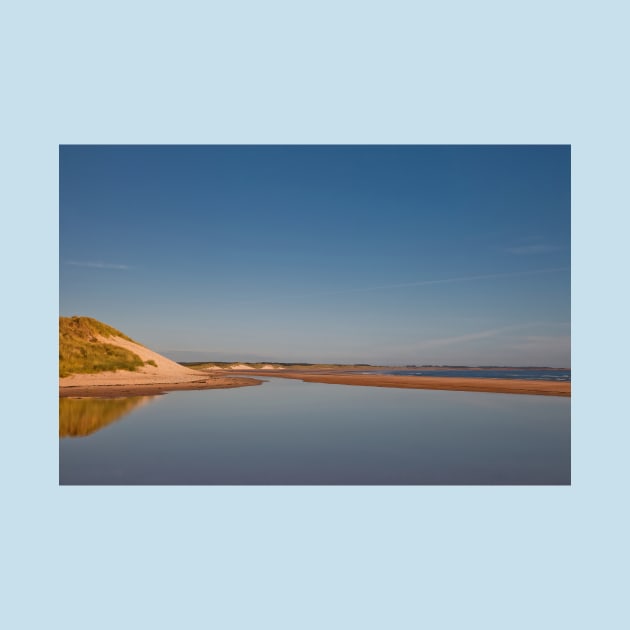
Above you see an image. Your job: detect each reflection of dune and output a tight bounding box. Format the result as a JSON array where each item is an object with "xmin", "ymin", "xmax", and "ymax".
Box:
[{"xmin": 59, "ymin": 396, "xmax": 155, "ymax": 438}]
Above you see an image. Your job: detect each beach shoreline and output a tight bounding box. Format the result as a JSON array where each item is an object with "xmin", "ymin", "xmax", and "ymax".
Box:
[
  {"xmin": 59, "ymin": 366, "xmax": 570, "ymax": 399},
  {"xmin": 59, "ymin": 376, "xmax": 264, "ymax": 399}
]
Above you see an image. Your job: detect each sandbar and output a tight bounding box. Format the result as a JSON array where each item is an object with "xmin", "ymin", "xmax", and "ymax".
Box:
[{"xmin": 230, "ymin": 370, "xmax": 571, "ymax": 397}]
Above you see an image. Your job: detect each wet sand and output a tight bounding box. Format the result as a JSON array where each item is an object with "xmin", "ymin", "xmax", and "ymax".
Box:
[
  {"xmin": 59, "ymin": 376, "xmax": 263, "ymax": 399},
  {"xmin": 231, "ymin": 370, "xmax": 571, "ymax": 397}
]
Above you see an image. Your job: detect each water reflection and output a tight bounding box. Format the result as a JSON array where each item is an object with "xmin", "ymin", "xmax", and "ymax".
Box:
[
  {"xmin": 59, "ymin": 378, "xmax": 570, "ymax": 485},
  {"xmin": 59, "ymin": 396, "xmax": 156, "ymax": 438}
]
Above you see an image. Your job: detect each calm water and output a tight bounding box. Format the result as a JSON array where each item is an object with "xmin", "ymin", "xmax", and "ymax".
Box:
[
  {"xmin": 59, "ymin": 377, "xmax": 570, "ymax": 485},
  {"xmin": 383, "ymin": 369, "xmax": 571, "ymax": 381}
]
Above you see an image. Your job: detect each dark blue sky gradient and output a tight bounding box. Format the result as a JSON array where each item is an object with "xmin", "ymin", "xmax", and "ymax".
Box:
[{"xmin": 60, "ymin": 145, "xmax": 570, "ymax": 366}]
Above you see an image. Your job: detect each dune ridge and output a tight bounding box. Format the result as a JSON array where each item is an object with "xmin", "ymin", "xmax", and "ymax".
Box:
[{"xmin": 59, "ymin": 317, "xmax": 262, "ymax": 397}]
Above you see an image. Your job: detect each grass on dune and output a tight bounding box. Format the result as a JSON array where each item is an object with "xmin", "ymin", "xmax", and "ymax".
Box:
[{"xmin": 59, "ymin": 316, "xmax": 149, "ymax": 378}]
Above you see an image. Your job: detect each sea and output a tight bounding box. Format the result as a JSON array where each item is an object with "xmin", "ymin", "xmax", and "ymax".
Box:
[
  {"xmin": 59, "ymin": 376, "xmax": 571, "ymax": 485},
  {"xmin": 381, "ymin": 368, "xmax": 571, "ymax": 381}
]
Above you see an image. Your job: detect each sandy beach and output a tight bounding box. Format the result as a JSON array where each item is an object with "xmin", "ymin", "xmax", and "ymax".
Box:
[
  {"xmin": 230, "ymin": 369, "xmax": 571, "ymax": 397},
  {"xmin": 59, "ymin": 334, "xmax": 263, "ymax": 398}
]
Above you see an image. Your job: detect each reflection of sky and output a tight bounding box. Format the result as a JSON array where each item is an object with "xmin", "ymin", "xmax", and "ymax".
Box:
[
  {"xmin": 60, "ymin": 146, "xmax": 570, "ymax": 366},
  {"xmin": 60, "ymin": 378, "xmax": 570, "ymax": 485}
]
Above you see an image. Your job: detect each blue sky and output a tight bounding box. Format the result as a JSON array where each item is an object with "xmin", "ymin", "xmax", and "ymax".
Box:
[{"xmin": 59, "ymin": 145, "xmax": 570, "ymax": 366}]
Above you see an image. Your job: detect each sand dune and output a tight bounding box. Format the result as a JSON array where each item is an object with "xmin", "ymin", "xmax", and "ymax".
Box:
[{"xmin": 59, "ymin": 335, "xmax": 262, "ymax": 396}]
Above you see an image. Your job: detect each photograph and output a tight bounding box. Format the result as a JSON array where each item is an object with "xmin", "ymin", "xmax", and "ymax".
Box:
[
  {"xmin": 59, "ymin": 144, "xmax": 571, "ymax": 485},
  {"xmin": 7, "ymin": 1, "xmax": 628, "ymax": 627}
]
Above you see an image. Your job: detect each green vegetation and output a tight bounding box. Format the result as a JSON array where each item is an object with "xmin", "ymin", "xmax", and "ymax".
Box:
[
  {"xmin": 59, "ymin": 316, "xmax": 145, "ymax": 378},
  {"xmin": 145, "ymin": 359, "xmax": 158, "ymax": 367}
]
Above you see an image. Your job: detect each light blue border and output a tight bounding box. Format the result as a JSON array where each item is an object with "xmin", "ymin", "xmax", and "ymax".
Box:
[{"xmin": 4, "ymin": 1, "xmax": 628, "ymax": 629}]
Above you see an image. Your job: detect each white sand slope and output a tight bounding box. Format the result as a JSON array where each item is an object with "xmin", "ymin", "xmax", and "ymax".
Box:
[{"xmin": 59, "ymin": 335, "xmax": 209, "ymax": 387}]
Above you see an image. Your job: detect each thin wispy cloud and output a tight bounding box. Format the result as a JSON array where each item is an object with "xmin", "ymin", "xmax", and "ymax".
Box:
[
  {"xmin": 318, "ymin": 267, "xmax": 569, "ymax": 295},
  {"xmin": 233, "ymin": 266, "xmax": 570, "ymax": 306},
  {"xmin": 412, "ymin": 322, "xmax": 569, "ymax": 349},
  {"xmin": 382, "ymin": 321, "xmax": 570, "ymax": 355},
  {"xmin": 504, "ymin": 244, "xmax": 561, "ymax": 255},
  {"xmin": 65, "ymin": 261, "xmax": 131, "ymax": 270},
  {"xmin": 417, "ymin": 326, "xmax": 519, "ymax": 348}
]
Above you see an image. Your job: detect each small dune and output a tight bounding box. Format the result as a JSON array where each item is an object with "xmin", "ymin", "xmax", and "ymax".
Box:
[{"xmin": 60, "ymin": 316, "xmax": 236, "ymax": 388}]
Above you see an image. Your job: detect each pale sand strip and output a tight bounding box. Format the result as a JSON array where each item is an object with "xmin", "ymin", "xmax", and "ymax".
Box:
[
  {"xmin": 231, "ymin": 371, "xmax": 571, "ymax": 397},
  {"xmin": 59, "ymin": 376, "xmax": 263, "ymax": 399}
]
